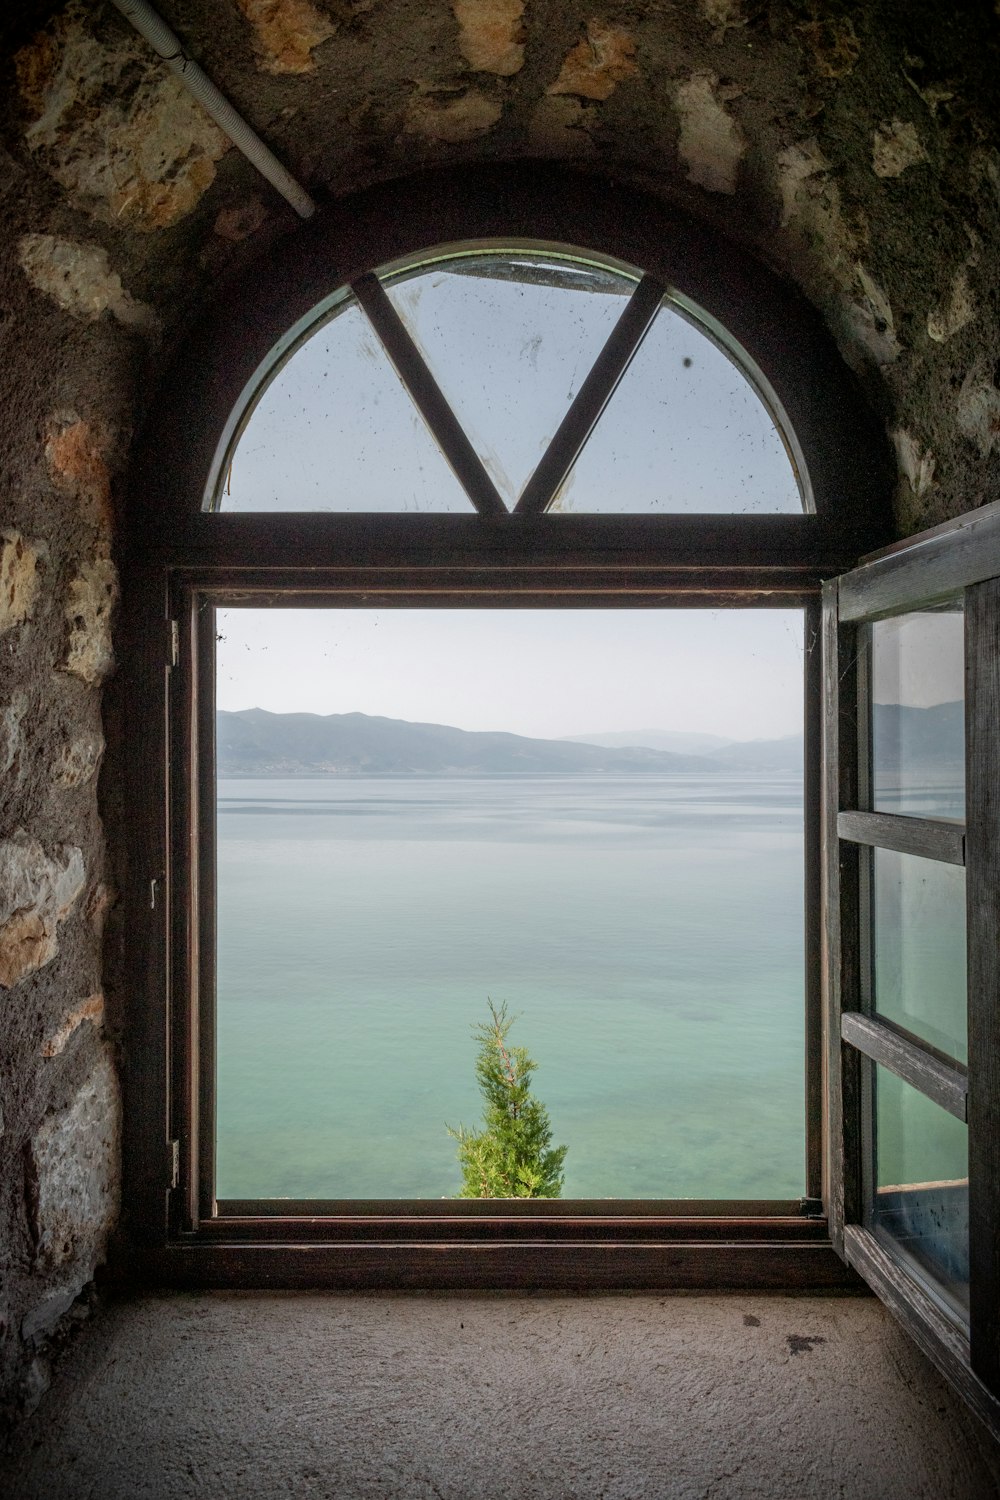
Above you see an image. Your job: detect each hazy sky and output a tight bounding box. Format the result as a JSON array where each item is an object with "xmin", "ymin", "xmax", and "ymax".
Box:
[{"xmin": 216, "ymin": 608, "xmax": 805, "ymax": 742}]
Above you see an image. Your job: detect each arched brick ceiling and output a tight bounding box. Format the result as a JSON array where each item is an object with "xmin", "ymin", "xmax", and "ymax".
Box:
[{"xmin": 2, "ymin": 0, "xmax": 1000, "ymax": 530}]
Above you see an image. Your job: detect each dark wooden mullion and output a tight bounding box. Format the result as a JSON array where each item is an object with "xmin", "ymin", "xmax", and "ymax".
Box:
[
  {"xmin": 168, "ymin": 587, "xmax": 201, "ymax": 1238},
  {"xmin": 841, "ymin": 1013, "xmax": 968, "ymax": 1122},
  {"xmin": 514, "ymin": 275, "xmax": 665, "ymax": 515},
  {"xmin": 209, "ymin": 1205, "xmax": 814, "ymax": 1236},
  {"xmin": 821, "ymin": 580, "xmax": 843, "ymax": 1249},
  {"xmin": 836, "ymin": 811, "xmax": 966, "ymax": 866},
  {"xmin": 839, "ymin": 498, "xmax": 1000, "ymax": 621},
  {"xmin": 966, "ymin": 575, "xmax": 1000, "ymax": 1394},
  {"xmin": 822, "ymin": 581, "xmax": 863, "ymax": 1258},
  {"xmin": 843, "ymin": 1226, "xmax": 1000, "ymax": 1443},
  {"xmin": 193, "ymin": 596, "xmax": 218, "ymax": 1228},
  {"xmin": 116, "ymin": 563, "xmax": 173, "ymax": 1252},
  {"xmin": 129, "ymin": 512, "xmax": 849, "ymax": 574},
  {"xmin": 804, "ymin": 599, "xmax": 824, "ymax": 1202},
  {"xmin": 131, "ymin": 1239, "xmax": 857, "ymax": 1292},
  {"xmin": 212, "ymin": 1198, "xmax": 805, "ymax": 1222},
  {"xmin": 352, "ymin": 273, "xmax": 507, "ymax": 519}
]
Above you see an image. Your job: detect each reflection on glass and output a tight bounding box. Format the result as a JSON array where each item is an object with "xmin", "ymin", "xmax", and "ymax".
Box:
[
  {"xmin": 220, "ymin": 297, "xmax": 474, "ymax": 513},
  {"xmin": 871, "ymin": 1065, "xmax": 968, "ymax": 1324},
  {"xmin": 873, "ymin": 849, "xmax": 967, "ymax": 1063},
  {"xmin": 385, "ymin": 255, "xmax": 633, "ymax": 508},
  {"xmin": 214, "ymin": 608, "xmax": 805, "ymax": 1201},
  {"xmin": 551, "ymin": 301, "xmax": 802, "ymax": 514},
  {"xmin": 872, "ymin": 606, "xmax": 965, "ymax": 821}
]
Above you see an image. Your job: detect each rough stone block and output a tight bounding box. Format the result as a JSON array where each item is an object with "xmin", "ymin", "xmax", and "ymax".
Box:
[
  {"xmin": 453, "ymin": 0, "xmax": 525, "ymax": 76},
  {"xmin": 548, "ymin": 22, "xmax": 637, "ymax": 102},
  {"xmin": 62, "ymin": 557, "xmax": 118, "ymax": 686},
  {"xmin": 842, "ymin": 265, "xmax": 901, "ymax": 367},
  {"xmin": 403, "ymin": 90, "xmax": 502, "ymax": 144},
  {"xmin": 32, "ymin": 1046, "xmax": 120, "ymax": 1272},
  {"xmin": 927, "ymin": 269, "xmax": 975, "ymax": 344},
  {"xmin": 213, "ymin": 198, "xmax": 270, "ymax": 243},
  {"xmin": 52, "ymin": 728, "xmax": 105, "ymax": 789},
  {"xmin": 18, "ymin": 235, "xmax": 158, "ymax": 334},
  {"xmin": 0, "ymin": 533, "xmax": 41, "ymax": 634},
  {"xmin": 235, "ymin": 0, "xmax": 336, "ymax": 74},
  {"xmin": 45, "ymin": 417, "xmax": 113, "ymax": 530},
  {"xmin": 17, "ymin": 9, "xmax": 227, "ymax": 231},
  {"xmin": 776, "ymin": 140, "xmax": 857, "ymax": 294},
  {"xmin": 956, "ymin": 365, "xmax": 1000, "ymax": 459},
  {"xmin": 893, "ymin": 428, "xmax": 937, "ymax": 501},
  {"xmin": 872, "ymin": 119, "xmax": 928, "ymax": 179},
  {"xmin": 698, "ymin": 0, "xmax": 745, "ymax": 43},
  {"xmin": 798, "ymin": 15, "xmax": 861, "ymax": 80},
  {"xmin": 0, "ymin": 693, "xmax": 29, "ymax": 777},
  {"xmin": 675, "ymin": 74, "xmax": 746, "ymax": 195},
  {"xmin": 0, "ymin": 831, "xmax": 85, "ymax": 990},
  {"xmin": 42, "ymin": 993, "xmax": 104, "ymax": 1059}
]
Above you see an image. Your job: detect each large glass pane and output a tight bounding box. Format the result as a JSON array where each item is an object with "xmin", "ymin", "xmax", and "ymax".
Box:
[
  {"xmin": 873, "ymin": 849, "xmax": 967, "ymax": 1063},
  {"xmin": 550, "ymin": 301, "xmax": 803, "ymax": 514},
  {"xmin": 214, "ymin": 608, "xmax": 805, "ymax": 1201},
  {"xmin": 384, "ymin": 254, "xmax": 633, "ymax": 508},
  {"xmin": 871, "ymin": 1065, "xmax": 969, "ymax": 1325},
  {"xmin": 872, "ymin": 605, "xmax": 965, "ymax": 821},
  {"xmin": 218, "ymin": 297, "xmax": 474, "ymax": 513}
]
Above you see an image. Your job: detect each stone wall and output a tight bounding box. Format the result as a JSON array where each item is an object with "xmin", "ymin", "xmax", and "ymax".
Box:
[
  {"xmin": 0, "ymin": 93, "xmax": 136, "ymax": 1418},
  {"xmin": 0, "ymin": 0, "xmax": 998, "ymax": 1423}
]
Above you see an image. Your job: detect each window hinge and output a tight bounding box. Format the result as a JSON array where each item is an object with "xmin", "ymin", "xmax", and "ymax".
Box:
[
  {"xmin": 168, "ymin": 1139, "xmax": 181, "ymax": 1190},
  {"xmin": 169, "ymin": 618, "xmax": 179, "ymax": 669}
]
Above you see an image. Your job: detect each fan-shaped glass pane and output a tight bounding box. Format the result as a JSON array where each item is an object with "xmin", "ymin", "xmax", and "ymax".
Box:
[
  {"xmin": 217, "ymin": 297, "xmax": 474, "ymax": 513},
  {"xmin": 383, "ymin": 254, "xmax": 634, "ymax": 508},
  {"xmin": 550, "ymin": 300, "xmax": 803, "ymax": 514}
]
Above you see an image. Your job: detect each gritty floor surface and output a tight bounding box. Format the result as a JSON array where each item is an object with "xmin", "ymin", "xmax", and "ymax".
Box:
[{"xmin": 3, "ymin": 1291, "xmax": 1000, "ymax": 1499}]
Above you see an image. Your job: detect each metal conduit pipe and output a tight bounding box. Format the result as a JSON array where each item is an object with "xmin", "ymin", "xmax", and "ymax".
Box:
[{"xmin": 110, "ymin": 0, "xmax": 316, "ymax": 219}]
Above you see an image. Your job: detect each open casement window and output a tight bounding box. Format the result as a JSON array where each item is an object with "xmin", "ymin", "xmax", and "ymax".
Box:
[
  {"xmin": 824, "ymin": 499, "xmax": 1000, "ymax": 1435},
  {"xmin": 121, "ymin": 167, "xmax": 897, "ymax": 1298}
]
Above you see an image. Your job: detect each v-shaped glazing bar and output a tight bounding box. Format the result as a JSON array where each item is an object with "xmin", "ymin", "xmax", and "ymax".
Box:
[
  {"xmin": 514, "ymin": 274, "xmax": 666, "ymax": 516},
  {"xmin": 353, "ymin": 273, "xmax": 508, "ymax": 518}
]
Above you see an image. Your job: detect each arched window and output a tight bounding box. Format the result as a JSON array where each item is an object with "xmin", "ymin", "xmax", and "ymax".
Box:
[
  {"xmin": 208, "ymin": 245, "xmax": 806, "ymax": 519},
  {"xmin": 121, "ymin": 165, "xmax": 896, "ymax": 1286}
]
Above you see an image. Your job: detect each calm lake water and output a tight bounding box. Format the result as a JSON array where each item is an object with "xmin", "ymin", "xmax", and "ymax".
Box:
[{"xmin": 215, "ymin": 773, "xmax": 806, "ymax": 1201}]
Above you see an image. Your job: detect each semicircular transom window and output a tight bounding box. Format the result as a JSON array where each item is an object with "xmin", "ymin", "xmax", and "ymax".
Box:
[{"xmin": 209, "ymin": 244, "xmax": 808, "ymax": 516}]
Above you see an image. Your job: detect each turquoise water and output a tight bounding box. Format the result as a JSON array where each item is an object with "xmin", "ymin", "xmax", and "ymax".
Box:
[{"xmin": 215, "ymin": 773, "xmax": 805, "ymax": 1201}]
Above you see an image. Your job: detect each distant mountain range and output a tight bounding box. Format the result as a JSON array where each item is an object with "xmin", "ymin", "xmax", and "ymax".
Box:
[
  {"xmin": 217, "ymin": 710, "xmax": 718, "ymax": 776},
  {"xmin": 567, "ymin": 727, "xmax": 802, "ymax": 770},
  {"xmin": 703, "ymin": 735, "xmax": 803, "ymax": 771},
  {"xmin": 563, "ymin": 729, "xmax": 733, "ymax": 755},
  {"xmin": 570, "ymin": 702, "xmax": 964, "ymax": 775},
  {"xmin": 872, "ymin": 701, "xmax": 964, "ymax": 769},
  {"xmin": 216, "ymin": 701, "xmax": 963, "ymax": 778}
]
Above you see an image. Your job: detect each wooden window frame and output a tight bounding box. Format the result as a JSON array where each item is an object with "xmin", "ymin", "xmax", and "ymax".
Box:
[
  {"xmin": 112, "ymin": 163, "xmax": 894, "ymax": 1291},
  {"xmin": 823, "ymin": 499, "xmax": 1000, "ymax": 1436}
]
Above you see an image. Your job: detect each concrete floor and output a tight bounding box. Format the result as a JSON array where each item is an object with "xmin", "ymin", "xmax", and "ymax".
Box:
[{"xmin": 3, "ymin": 1291, "xmax": 1000, "ymax": 1498}]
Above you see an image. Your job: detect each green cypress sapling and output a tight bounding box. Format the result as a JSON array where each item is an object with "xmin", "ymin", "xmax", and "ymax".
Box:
[{"xmin": 448, "ymin": 1000, "xmax": 567, "ymax": 1198}]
